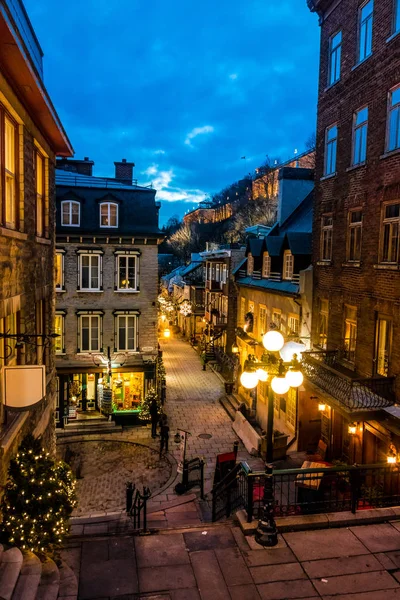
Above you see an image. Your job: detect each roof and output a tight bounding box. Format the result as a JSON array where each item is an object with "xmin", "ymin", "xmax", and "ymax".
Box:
[
  {"xmin": 232, "ymin": 257, "xmax": 247, "ymax": 275},
  {"xmin": 247, "ymin": 238, "xmax": 264, "ymax": 257},
  {"xmin": 265, "ymin": 236, "xmax": 284, "ymax": 256},
  {"xmin": 180, "ymin": 261, "xmax": 203, "ymax": 277},
  {"xmin": 279, "ymin": 190, "xmax": 313, "ymax": 234},
  {"xmin": 278, "ymin": 167, "xmax": 314, "ymax": 181},
  {"xmin": 56, "ymin": 169, "xmax": 153, "ymax": 191},
  {"xmin": 235, "ymin": 276, "xmax": 299, "ymax": 295},
  {"xmin": 286, "ymin": 232, "xmax": 312, "ymax": 255}
]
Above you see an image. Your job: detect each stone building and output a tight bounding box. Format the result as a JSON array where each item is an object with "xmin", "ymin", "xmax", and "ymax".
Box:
[
  {"xmin": 307, "ymin": 0, "xmax": 400, "ymax": 463},
  {"xmin": 55, "ymin": 158, "xmax": 161, "ymax": 426},
  {"xmin": 0, "ymin": 0, "xmax": 72, "ymax": 485}
]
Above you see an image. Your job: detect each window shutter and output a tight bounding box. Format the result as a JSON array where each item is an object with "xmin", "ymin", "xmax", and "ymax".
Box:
[
  {"xmin": 100, "ymin": 315, "xmax": 103, "ymax": 353},
  {"xmin": 99, "ymin": 255, "xmax": 103, "ymax": 291},
  {"xmin": 77, "ymin": 316, "xmax": 80, "ymax": 353},
  {"xmin": 77, "ymin": 255, "xmax": 80, "ymax": 290},
  {"xmin": 136, "ymin": 256, "xmax": 140, "ymax": 291},
  {"xmin": 136, "ymin": 315, "xmax": 139, "ymax": 351},
  {"xmin": 114, "ymin": 255, "xmax": 118, "ymax": 291},
  {"xmin": 114, "ymin": 315, "xmax": 117, "ymax": 352}
]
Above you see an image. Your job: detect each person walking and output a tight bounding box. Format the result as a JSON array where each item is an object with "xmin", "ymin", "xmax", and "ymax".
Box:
[
  {"xmin": 159, "ymin": 414, "xmax": 170, "ymax": 458},
  {"xmin": 150, "ymin": 398, "xmax": 159, "ymax": 438}
]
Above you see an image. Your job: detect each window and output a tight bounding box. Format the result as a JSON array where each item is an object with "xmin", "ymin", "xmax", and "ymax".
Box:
[
  {"xmin": 61, "ymin": 201, "xmax": 80, "ymax": 226},
  {"xmin": 79, "ymin": 253, "xmax": 101, "ymax": 291},
  {"xmin": 55, "ymin": 251, "xmax": 64, "ymax": 291},
  {"xmin": 36, "ymin": 300, "xmax": 47, "ymax": 367},
  {"xmin": 286, "ymin": 388, "xmax": 297, "ymax": 430},
  {"xmin": 318, "ymin": 299, "xmax": 329, "ymax": 348},
  {"xmin": 321, "ymin": 215, "xmax": 333, "ymax": 261},
  {"xmin": 4, "ymin": 116, "xmax": 17, "ymax": 229},
  {"xmin": 375, "ymin": 316, "xmax": 392, "ymax": 376},
  {"xmin": 395, "ymin": 0, "xmax": 400, "ymax": 34},
  {"xmin": 116, "ymin": 314, "xmax": 137, "ymax": 351},
  {"xmin": 216, "ymin": 263, "xmax": 221, "ymax": 282},
  {"xmin": 262, "ymin": 252, "xmax": 271, "ymax": 278},
  {"xmin": 259, "ymin": 305, "xmax": 267, "ymax": 337},
  {"xmin": 324, "ymin": 124, "xmax": 337, "ymax": 176},
  {"xmin": 2, "ymin": 311, "xmax": 19, "ymax": 365},
  {"xmin": 328, "ymin": 30, "xmax": 342, "ymax": 85},
  {"xmin": 222, "ymin": 264, "xmax": 228, "ymax": 284},
  {"xmin": 358, "ymin": 0, "xmax": 373, "ymax": 63},
  {"xmin": 283, "ymin": 250, "xmax": 294, "ymax": 280},
  {"xmin": 100, "ymin": 202, "xmax": 118, "ymax": 227},
  {"xmin": 79, "ymin": 314, "xmax": 101, "ymax": 352},
  {"xmin": 387, "ymin": 85, "xmax": 400, "ymax": 152},
  {"xmin": 36, "ymin": 152, "xmax": 45, "ymax": 237},
  {"xmin": 343, "ymin": 305, "xmax": 357, "ymax": 363},
  {"xmin": 272, "ymin": 309, "xmax": 281, "ymax": 330},
  {"xmin": 288, "ymin": 315, "xmax": 299, "ymax": 335},
  {"xmin": 248, "ymin": 301, "xmax": 255, "ymax": 314},
  {"xmin": 54, "ymin": 313, "xmax": 65, "ymax": 354},
  {"xmin": 240, "ymin": 297, "xmax": 246, "ymax": 326},
  {"xmin": 352, "ymin": 107, "xmax": 368, "ymax": 165},
  {"xmin": 348, "ymin": 210, "xmax": 363, "ymax": 261},
  {"xmin": 117, "ymin": 255, "xmax": 138, "ymax": 291},
  {"xmin": 381, "ymin": 203, "xmax": 400, "ymax": 263},
  {"xmin": 247, "ymin": 253, "xmax": 254, "ymax": 276}
]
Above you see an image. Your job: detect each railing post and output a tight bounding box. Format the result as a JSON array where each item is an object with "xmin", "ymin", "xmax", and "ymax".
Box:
[
  {"xmin": 255, "ymin": 464, "xmax": 278, "ymax": 547},
  {"xmin": 247, "ymin": 475, "xmax": 254, "ymax": 523},
  {"xmin": 200, "ymin": 459, "xmax": 205, "ymax": 500},
  {"xmin": 350, "ymin": 468, "xmax": 360, "ymax": 514},
  {"xmin": 126, "ymin": 481, "xmax": 133, "ymax": 514}
]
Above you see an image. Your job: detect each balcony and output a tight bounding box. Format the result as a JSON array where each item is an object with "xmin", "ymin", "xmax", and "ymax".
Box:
[
  {"xmin": 212, "ymin": 313, "xmax": 227, "ymax": 328},
  {"xmin": 237, "ymin": 271, "xmax": 300, "ymax": 284},
  {"xmin": 302, "ymin": 351, "xmax": 396, "ymax": 411},
  {"xmin": 206, "ymin": 280, "xmax": 223, "ymax": 291}
]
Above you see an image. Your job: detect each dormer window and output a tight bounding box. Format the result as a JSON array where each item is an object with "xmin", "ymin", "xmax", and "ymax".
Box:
[
  {"xmin": 247, "ymin": 253, "xmax": 254, "ymax": 276},
  {"xmin": 61, "ymin": 200, "xmax": 80, "ymax": 226},
  {"xmin": 100, "ymin": 202, "xmax": 118, "ymax": 227},
  {"xmin": 283, "ymin": 250, "xmax": 294, "ymax": 280},
  {"xmin": 262, "ymin": 252, "xmax": 271, "ymax": 278}
]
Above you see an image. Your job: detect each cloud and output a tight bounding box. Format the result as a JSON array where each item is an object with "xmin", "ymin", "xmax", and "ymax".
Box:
[
  {"xmin": 154, "ymin": 149, "xmax": 166, "ymax": 155},
  {"xmin": 229, "ymin": 73, "xmax": 238, "ymax": 80},
  {"xmin": 184, "ymin": 125, "xmax": 214, "ymax": 147},
  {"xmin": 142, "ymin": 164, "xmax": 206, "ymax": 206}
]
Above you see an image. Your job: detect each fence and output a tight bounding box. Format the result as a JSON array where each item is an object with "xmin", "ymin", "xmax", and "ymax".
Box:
[
  {"xmin": 211, "ymin": 462, "xmax": 400, "ymax": 522},
  {"xmin": 175, "ymin": 457, "xmax": 205, "ymax": 497},
  {"xmin": 126, "ymin": 483, "xmax": 151, "ymax": 531}
]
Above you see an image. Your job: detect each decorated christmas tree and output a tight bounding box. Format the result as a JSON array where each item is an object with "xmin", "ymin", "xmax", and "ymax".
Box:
[
  {"xmin": 140, "ymin": 387, "xmax": 161, "ymax": 421},
  {"xmin": 0, "ymin": 434, "xmax": 77, "ymax": 555}
]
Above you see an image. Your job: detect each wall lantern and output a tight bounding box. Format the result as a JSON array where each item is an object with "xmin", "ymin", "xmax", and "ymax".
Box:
[
  {"xmin": 348, "ymin": 423, "xmax": 357, "ymax": 435},
  {"xmin": 232, "ymin": 342, "xmax": 239, "ymax": 354},
  {"xmin": 318, "ymin": 403, "xmax": 326, "ymax": 412}
]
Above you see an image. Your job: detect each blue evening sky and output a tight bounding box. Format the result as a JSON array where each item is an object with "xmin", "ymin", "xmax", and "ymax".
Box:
[{"xmin": 25, "ymin": 0, "xmax": 320, "ymax": 225}]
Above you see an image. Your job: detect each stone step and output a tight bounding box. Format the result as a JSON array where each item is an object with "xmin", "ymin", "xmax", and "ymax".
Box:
[
  {"xmin": 65, "ymin": 419, "xmax": 113, "ymax": 428},
  {"xmin": 219, "ymin": 396, "xmax": 236, "ymax": 421},
  {"xmin": 56, "ymin": 425, "xmax": 122, "ymax": 437},
  {"xmin": 0, "ymin": 547, "xmax": 23, "ymax": 600},
  {"xmin": 57, "ymin": 561, "xmax": 78, "ymax": 599},
  {"xmin": 0, "ymin": 544, "xmax": 4, "ymax": 564},
  {"xmin": 12, "ymin": 551, "xmax": 41, "ymax": 600},
  {"xmin": 35, "ymin": 558, "xmax": 60, "ymax": 600}
]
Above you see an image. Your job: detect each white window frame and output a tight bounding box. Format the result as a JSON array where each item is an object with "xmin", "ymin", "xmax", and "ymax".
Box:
[
  {"xmin": 321, "ymin": 214, "xmax": 333, "ymax": 261},
  {"xmin": 247, "ymin": 253, "xmax": 254, "ymax": 276},
  {"xmin": 78, "ymin": 314, "xmax": 102, "ymax": 353},
  {"xmin": 222, "ymin": 264, "xmax": 228, "ymax": 284},
  {"xmin": 61, "ymin": 200, "xmax": 80, "ymax": 226},
  {"xmin": 324, "ymin": 124, "xmax": 337, "ymax": 176},
  {"xmin": 283, "ymin": 250, "xmax": 294, "ymax": 280},
  {"xmin": 328, "ymin": 30, "xmax": 342, "ymax": 86},
  {"xmin": 55, "ymin": 251, "xmax": 65, "ymax": 291},
  {"xmin": 347, "ymin": 209, "xmax": 363, "ymax": 262},
  {"xmin": 381, "ymin": 202, "xmax": 400, "ymax": 263},
  {"xmin": 358, "ymin": 0, "xmax": 373, "ymax": 63},
  {"xmin": 116, "ymin": 313, "xmax": 138, "ymax": 352},
  {"xmin": 352, "ymin": 106, "xmax": 368, "ymax": 165},
  {"xmin": 116, "ymin": 254, "xmax": 138, "ymax": 292},
  {"xmin": 54, "ymin": 312, "xmax": 65, "ymax": 354},
  {"xmin": 100, "ymin": 202, "xmax": 118, "ymax": 228},
  {"xmin": 79, "ymin": 253, "xmax": 102, "ymax": 291},
  {"xmin": 387, "ymin": 84, "xmax": 400, "ymax": 153},
  {"xmin": 288, "ymin": 314, "xmax": 299, "ymax": 335},
  {"xmin": 262, "ymin": 252, "xmax": 271, "ymax": 278}
]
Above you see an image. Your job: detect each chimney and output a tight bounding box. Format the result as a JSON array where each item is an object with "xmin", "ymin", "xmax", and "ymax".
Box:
[
  {"xmin": 56, "ymin": 156, "xmax": 94, "ymax": 176},
  {"xmin": 114, "ymin": 158, "xmax": 135, "ymax": 184},
  {"xmin": 277, "ymin": 167, "xmax": 314, "ymax": 226}
]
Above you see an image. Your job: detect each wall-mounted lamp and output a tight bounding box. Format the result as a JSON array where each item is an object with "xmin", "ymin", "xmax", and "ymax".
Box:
[
  {"xmin": 348, "ymin": 423, "xmax": 357, "ymax": 435},
  {"xmin": 318, "ymin": 403, "xmax": 326, "ymax": 412}
]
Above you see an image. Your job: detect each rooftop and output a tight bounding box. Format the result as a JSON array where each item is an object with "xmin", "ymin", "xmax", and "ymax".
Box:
[{"xmin": 56, "ymin": 169, "xmax": 154, "ymax": 191}]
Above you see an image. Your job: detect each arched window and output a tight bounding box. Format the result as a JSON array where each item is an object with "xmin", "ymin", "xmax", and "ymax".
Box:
[
  {"xmin": 61, "ymin": 200, "xmax": 80, "ymax": 226},
  {"xmin": 100, "ymin": 202, "xmax": 118, "ymax": 227}
]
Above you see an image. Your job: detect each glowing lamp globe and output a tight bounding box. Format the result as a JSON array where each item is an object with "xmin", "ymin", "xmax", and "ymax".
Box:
[
  {"xmin": 279, "ymin": 341, "xmax": 307, "ymax": 363},
  {"xmin": 262, "ymin": 330, "xmax": 284, "ymax": 352},
  {"xmin": 285, "ymin": 369, "xmax": 304, "ymax": 388},
  {"xmin": 163, "ymin": 329, "xmax": 171, "ymax": 338},
  {"xmin": 387, "ymin": 454, "xmax": 397, "ymax": 465},
  {"xmin": 256, "ymin": 368, "xmax": 268, "ymax": 382},
  {"xmin": 240, "ymin": 371, "xmax": 259, "ymax": 389},
  {"xmin": 271, "ymin": 376, "xmax": 290, "ymax": 395}
]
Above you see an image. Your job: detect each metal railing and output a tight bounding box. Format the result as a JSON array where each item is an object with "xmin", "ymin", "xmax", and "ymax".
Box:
[
  {"xmin": 56, "ymin": 172, "xmax": 153, "ymax": 189},
  {"xmin": 126, "ymin": 483, "xmax": 151, "ymax": 531},
  {"xmin": 212, "ymin": 462, "xmax": 250, "ymax": 521},
  {"xmin": 236, "ymin": 270, "xmax": 300, "ymax": 284},
  {"xmin": 302, "ymin": 351, "xmax": 395, "ymax": 410}
]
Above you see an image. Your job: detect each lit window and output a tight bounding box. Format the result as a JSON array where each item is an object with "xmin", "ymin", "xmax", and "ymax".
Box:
[
  {"xmin": 5, "ymin": 116, "xmax": 17, "ymax": 229},
  {"xmin": 117, "ymin": 255, "xmax": 138, "ymax": 291},
  {"xmin": 375, "ymin": 316, "xmax": 392, "ymax": 376},
  {"xmin": 262, "ymin": 252, "xmax": 271, "ymax": 278},
  {"xmin": 286, "ymin": 388, "xmax": 297, "ymax": 429},
  {"xmin": 116, "ymin": 314, "xmax": 137, "ymax": 351},
  {"xmin": 216, "ymin": 263, "xmax": 221, "ymax": 282},
  {"xmin": 283, "ymin": 250, "xmax": 294, "ymax": 280},
  {"xmin": 348, "ymin": 210, "xmax": 363, "ymax": 261},
  {"xmin": 55, "ymin": 251, "xmax": 64, "ymax": 291},
  {"xmin": 61, "ymin": 201, "xmax": 80, "ymax": 226},
  {"xmin": 79, "ymin": 314, "xmax": 101, "ymax": 352},
  {"xmin": 259, "ymin": 305, "xmax": 267, "ymax": 336},
  {"xmin": 54, "ymin": 313, "xmax": 65, "ymax": 354},
  {"xmin": 381, "ymin": 203, "xmax": 400, "ymax": 263},
  {"xmin": 324, "ymin": 124, "xmax": 337, "ymax": 176},
  {"xmin": 247, "ymin": 253, "xmax": 254, "ymax": 276},
  {"xmin": 387, "ymin": 85, "xmax": 400, "ymax": 152},
  {"xmin": 222, "ymin": 264, "xmax": 228, "ymax": 283},
  {"xmin": 352, "ymin": 107, "xmax": 368, "ymax": 165},
  {"xmin": 358, "ymin": 0, "xmax": 373, "ymax": 63},
  {"xmin": 79, "ymin": 254, "xmax": 101, "ymax": 291},
  {"xmin": 328, "ymin": 30, "xmax": 342, "ymax": 85},
  {"xmin": 272, "ymin": 309, "xmax": 281, "ymax": 330},
  {"xmin": 319, "ymin": 299, "xmax": 329, "ymax": 349},
  {"xmin": 343, "ymin": 305, "xmax": 357, "ymax": 363},
  {"xmin": 100, "ymin": 202, "xmax": 118, "ymax": 227},
  {"xmin": 288, "ymin": 315, "xmax": 299, "ymax": 335},
  {"xmin": 36, "ymin": 152, "xmax": 45, "ymax": 237},
  {"xmin": 321, "ymin": 215, "xmax": 333, "ymax": 261},
  {"xmin": 240, "ymin": 297, "xmax": 246, "ymax": 326}
]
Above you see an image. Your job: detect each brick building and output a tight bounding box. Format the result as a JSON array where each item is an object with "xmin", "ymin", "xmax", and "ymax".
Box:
[
  {"xmin": 0, "ymin": 0, "xmax": 72, "ymax": 485},
  {"xmin": 55, "ymin": 158, "xmax": 161, "ymax": 425},
  {"xmin": 307, "ymin": 0, "xmax": 400, "ymax": 463}
]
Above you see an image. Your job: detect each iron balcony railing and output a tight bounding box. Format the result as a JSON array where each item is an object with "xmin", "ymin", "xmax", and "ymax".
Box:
[
  {"xmin": 56, "ymin": 173, "xmax": 153, "ymax": 189},
  {"xmin": 212, "ymin": 313, "xmax": 227, "ymax": 327},
  {"xmin": 302, "ymin": 350, "xmax": 395, "ymax": 410}
]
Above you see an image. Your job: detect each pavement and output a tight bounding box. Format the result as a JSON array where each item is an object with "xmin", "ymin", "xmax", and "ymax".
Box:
[{"xmin": 62, "ymin": 520, "xmax": 400, "ymax": 599}]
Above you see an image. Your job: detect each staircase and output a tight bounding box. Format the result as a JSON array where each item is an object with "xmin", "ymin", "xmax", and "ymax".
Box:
[
  {"xmin": 0, "ymin": 544, "xmax": 78, "ymax": 600},
  {"xmin": 57, "ymin": 417, "xmax": 122, "ymax": 438},
  {"xmin": 219, "ymin": 393, "xmax": 242, "ymax": 421},
  {"xmin": 204, "ymin": 330, "xmax": 224, "ymax": 363}
]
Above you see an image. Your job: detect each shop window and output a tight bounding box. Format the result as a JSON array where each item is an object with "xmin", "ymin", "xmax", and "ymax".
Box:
[
  {"xmin": 343, "ymin": 305, "xmax": 357, "ymax": 363},
  {"xmin": 112, "ymin": 372, "xmax": 144, "ymax": 411},
  {"xmin": 348, "ymin": 210, "xmax": 363, "ymax": 262},
  {"xmin": 375, "ymin": 316, "xmax": 392, "ymax": 376},
  {"xmin": 56, "ymin": 251, "xmax": 64, "ymax": 291},
  {"xmin": 116, "ymin": 254, "xmax": 138, "ymax": 291},
  {"xmin": 79, "ymin": 253, "xmax": 102, "ymax": 291},
  {"xmin": 54, "ymin": 312, "xmax": 65, "ymax": 354},
  {"xmin": 318, "ymin": 299, "xmax": 329, "ymax": 348},
  {"xmin": 262, "ymin": 252, "xmax": 271, "ymax": 278},
  {"xmin": 78, "ymin": 314, "xmax": 102, "ymax": 352},
  {"xmin": 116, "ymin": 314, "xmax": 138, "ymax": 351},
  {"xmin": 283, "ymin": 250, "xmax": 294, "ymax": 280},
  {"xmin": 381, "ymin": 202, "xmax": 400, "ymax": 263},
  {"xmin": 100, "ymin": 202, "xmax": 118, "ymax": 227},
  {"xmin": 61, "ymin": 200, "xmax": 80, "ymax": 226}
]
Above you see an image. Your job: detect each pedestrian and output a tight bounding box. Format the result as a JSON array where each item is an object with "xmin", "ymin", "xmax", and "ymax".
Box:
[
  {"xmin": 159, "ymin": 414, "xmax": 170, "ymax": 458},
  {"xmin": 150, "ymin": 398, "xmax": 159, "ymax": 438}
]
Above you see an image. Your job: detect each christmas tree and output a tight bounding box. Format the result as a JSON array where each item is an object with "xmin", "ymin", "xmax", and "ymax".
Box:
[
  {"xmin": 0, "ymin": 434, "xmax": 77, "ymax": 555},
  {"xmin": 140, "ymin": 387, "xmax": 161, "ymax": 421}
]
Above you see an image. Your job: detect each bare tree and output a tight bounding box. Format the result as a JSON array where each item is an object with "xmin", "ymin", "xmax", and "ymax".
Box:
[
  {"xmin": 228, "ymin": 198, "xmax": 276, "ymax": 243},
  {"xmin": 168, "ymin": 223, "xmax": 201, "ymax": 262}
]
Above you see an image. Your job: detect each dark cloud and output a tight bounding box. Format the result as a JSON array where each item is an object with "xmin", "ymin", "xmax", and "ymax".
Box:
[{"xmin": 26, "ymin": 0, "xmax": 319, "ymax": 224}]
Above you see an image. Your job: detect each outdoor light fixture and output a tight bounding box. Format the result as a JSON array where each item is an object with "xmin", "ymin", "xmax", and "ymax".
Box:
[
  {"xmin": 279, "ymin": 341, "xmax": 307, "ymax": 363},
  {"xmin": 318, "ymin": 403, "xmax": 326, "ymax": 412},
  {"xmin": 262, "ymin": 330, "xmax": 284, "ymax": 352},
  {"xmin": 348, "ymin": 423, "xmax": 357, "ymax": 435},
  {"xmin": 163, "ymin": 329, "xmax": 171, "ymax": 338},
  {"xmin": 271, "ymin": 375, "xmax": 290, "ymax": 395},
  {"xmin": 387, "ymin": 453, "xmax": 397, "ymax": 464},
  {"xmin": 174, "ymin": 432, "xmax": 181, "ymax": 444},
  {"xmin": 240, "ymin": 370, "xmax": 259, "ymax": 389},
  {"xmin": 232, "ymin": 342, "xmax": 239, "ymax": 354},
  {"xmin": 256, "ymin": 368, "xmax": 268, "ymax": 382},
  {"xmin": 285, "ymin": 367, "xmax": 303, "ymax": 388}
]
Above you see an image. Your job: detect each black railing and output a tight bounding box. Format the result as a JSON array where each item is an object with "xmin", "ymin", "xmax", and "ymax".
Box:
[
  {"xmin": 126, "ymin": 483, "xmax": 151, "ymax": 531},
  {"xmin": 56, "ymin": 172, "xmax": 153, "ymax": 189},
  {"xmin": 212, "ymin": 462, "xmax": 250, "ymax": 521},
  {"xmin": 302, "ymin": 351, "xmax": 395, "ymax": 410}
]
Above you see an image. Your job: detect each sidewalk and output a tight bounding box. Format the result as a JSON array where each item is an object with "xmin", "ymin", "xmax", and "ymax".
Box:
[{"xmin": 62, "ymin": 520, "xmax": 400, "ymax": 599}]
